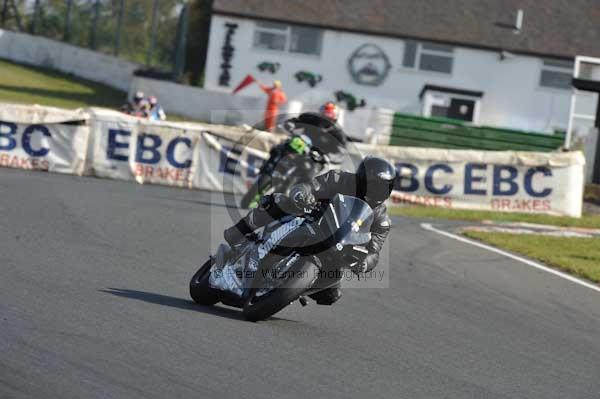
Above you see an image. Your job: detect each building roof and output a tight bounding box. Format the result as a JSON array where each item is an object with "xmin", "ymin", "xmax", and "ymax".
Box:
[{"xmin": 212, "ymin": 0, "xmax": 600, "ymax": 59}]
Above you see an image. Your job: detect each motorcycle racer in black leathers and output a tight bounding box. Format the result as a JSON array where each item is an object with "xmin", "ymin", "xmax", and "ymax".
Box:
[{"xmin": 225, "ymin": 156, "xmax": 396, "ymax": 305}]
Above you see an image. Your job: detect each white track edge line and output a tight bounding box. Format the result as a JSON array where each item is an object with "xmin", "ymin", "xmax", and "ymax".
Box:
[{"xmin": 420, "ymin": 223, "xmax": 600, "ymax": 294}]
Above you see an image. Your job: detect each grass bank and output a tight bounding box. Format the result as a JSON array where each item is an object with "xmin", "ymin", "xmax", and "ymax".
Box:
[
  {"xmin": 0, "ymin": 58, "xmax": 196, "ymax": 122},
  {"xmin": 0, "ymin": 58, "xmax": 126, "ymax": 109},
  {"xmin": 390, "ymin": 206, "xmax": 600, "ymax": 229},
  {"xmin": 464, "ymin": 231, "xmax": 600, "ymax": 283}
]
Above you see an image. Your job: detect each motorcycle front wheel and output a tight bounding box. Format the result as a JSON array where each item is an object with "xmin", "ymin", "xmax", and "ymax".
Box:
[
  {"xmin": 189, "ymin": 258, "xmax": 220, "ymax": 306},
  {"xmin": 242, "ymin": 259, "xmax": 319, "ymax": 322}
]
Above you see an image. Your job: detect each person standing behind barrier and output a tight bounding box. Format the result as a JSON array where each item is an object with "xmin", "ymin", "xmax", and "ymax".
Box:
[
  {"xmin": 148, "ymin": 96, "xmax": 166, "ymax": 121},
  {"xmin": 259, "ymin": 80, "xmax": 287, "ymax": 132},
  {"xmin": 120, "ymin": 91, "xmax": 149, "ymax": 118}
]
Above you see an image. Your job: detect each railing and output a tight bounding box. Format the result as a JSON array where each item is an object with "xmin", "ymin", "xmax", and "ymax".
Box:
[
  {"xmin": 0, "ymin": 0, "xmax": 190, "ymax": 79},
  {"xmin": 390, "ymin": 113, "xmax": 565, "ymax": 152}
]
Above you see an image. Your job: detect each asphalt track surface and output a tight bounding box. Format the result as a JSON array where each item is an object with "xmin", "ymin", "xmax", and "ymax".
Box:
[{"xmin": 1, "ymin": 168, "xmax": 600, "ymax": 399}]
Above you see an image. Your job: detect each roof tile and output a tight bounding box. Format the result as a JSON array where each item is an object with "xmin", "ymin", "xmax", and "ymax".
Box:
[{"xmin": 213, "ymin": 0, "xmax": 600, "ymax": 59}]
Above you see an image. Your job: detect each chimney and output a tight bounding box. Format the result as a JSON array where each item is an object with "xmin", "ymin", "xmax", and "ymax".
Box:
[{"xmin": 514, "ymin": 9, "xmax": 524, "ymax": 34}]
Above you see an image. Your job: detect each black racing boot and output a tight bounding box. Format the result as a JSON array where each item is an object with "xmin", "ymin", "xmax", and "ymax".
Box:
[{"xmin": 308, "ymin": 287, "xmax": 342, "ymax": 305}]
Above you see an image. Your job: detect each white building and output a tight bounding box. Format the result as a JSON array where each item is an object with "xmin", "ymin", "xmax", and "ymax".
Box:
[{"xmin": 204, "ymin": 0, "xmax": 600, "ymax": 135}]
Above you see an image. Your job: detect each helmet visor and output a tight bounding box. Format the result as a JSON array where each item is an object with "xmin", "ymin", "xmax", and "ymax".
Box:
[{"xmin": 364, "ymin": 179, "xmax": 393, "ymax": 203}]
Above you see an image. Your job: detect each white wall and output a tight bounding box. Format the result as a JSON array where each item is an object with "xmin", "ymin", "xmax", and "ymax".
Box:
[
  {"xmin": 128, "ymin": 76, "xmax": 302, "ymax": 126},
  {"xmin": 0, "ymin": 28, "xmax": 138, "ymax": 92},
  {"xmin": 582, "ymin": 127, "xmax": 599, "ymax": 183},
  {"xmin": 204, "ymin": 15, "xmax": 574, "ymax": 133}
]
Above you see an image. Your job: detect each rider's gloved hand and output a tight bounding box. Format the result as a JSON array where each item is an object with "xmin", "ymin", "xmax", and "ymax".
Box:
[
  {"xmin": 283, "ymin": 119, "xmax": 296, "ymax": 133},
  {"xmin": 350, "ymin": 260, "xmax": 368, "ymax": 276},
  {"xmin": 289, "ymin": 184, "xmax": 316, "ymax": 213},
  {"xmin": 309, "ymin": 150, "xmax": 324, "ymax": 163}
]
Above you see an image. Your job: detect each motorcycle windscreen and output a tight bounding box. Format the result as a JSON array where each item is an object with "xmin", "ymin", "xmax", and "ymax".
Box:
[
  {"xmin": 322, "ymin": 194, "xmax": 374, "ymax": 246},
  {"xmin": 303, "ymin": 125, "xmax": 345, "ymax": 156}
]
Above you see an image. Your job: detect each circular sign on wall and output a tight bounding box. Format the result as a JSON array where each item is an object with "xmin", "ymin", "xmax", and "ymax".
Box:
[{"xmin": 347, "ymin": 43, "xmax": 392, "ymax": 86}]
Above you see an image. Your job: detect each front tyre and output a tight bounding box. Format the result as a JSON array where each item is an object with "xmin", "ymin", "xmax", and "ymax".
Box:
[
  {"xmin": 242, "ymin": 259, "xmax": 319, "ymax": 322},
  {"xmin": 189, "ymin": 258, "xmax": 220, "ymax": 305}
]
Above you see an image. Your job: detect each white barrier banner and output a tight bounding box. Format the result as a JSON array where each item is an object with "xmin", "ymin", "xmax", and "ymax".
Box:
[
  {"xmin": 0, "ymin": 103, "xmax": 88, "ymax": 124},
  {"xmin": 91, "ymin": 117, "xmax": 199, "ymax": 188},
  {"xmin": 89, "ymin": 109, "xmax": 271, "ymax": 192},
  {"xmin": 0, "ymin": 104, "xmax": 586, "ymax": 218},
  {"xmin": 211, "ymin": 137, "xmax": 585, "ymax": 217},
  {"xmin": 0, "ymin": 119, "xmax": 88, "ymax": 175},
  {"xmin": 194, "ymin": 131, "xmax": 269, "ymax": 193},
  {"xmin": 88, "ymin": 109, "xmax": 584, "ymax": 217},
  {"xmin": 352, "ymin": 144, "xmax": 586, "ymax": 217}
]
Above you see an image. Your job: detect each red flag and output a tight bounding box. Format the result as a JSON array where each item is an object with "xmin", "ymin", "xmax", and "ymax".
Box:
[{"xmin": 232, "ymin": 74, "xmax": 256, "ymax": 94}]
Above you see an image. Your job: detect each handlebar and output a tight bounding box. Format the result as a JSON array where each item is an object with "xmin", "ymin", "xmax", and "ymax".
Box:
[{"xmin": 309, "ymin": 150, "xmax": 331, "ymax": 164}]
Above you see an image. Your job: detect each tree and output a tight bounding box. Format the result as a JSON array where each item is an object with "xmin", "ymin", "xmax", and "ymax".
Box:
[{"xmin": 184, "ymin": 0, "xmax": 212, "ymax": 86}]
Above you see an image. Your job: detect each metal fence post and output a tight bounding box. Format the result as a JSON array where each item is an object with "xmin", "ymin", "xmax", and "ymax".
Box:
[
  {"xmin": 89, "ymin": 0, "xmax": 100, "ymax": 50},
  {"xmin": 1, "ymin": 0, "xmax": 8, "ymax": 27},
  {"xmin": 146, "ymin": 0, "xmax": 160, "ymax": 66},
  {"xmin": 30, "ymin": 0, "xmax": 41, "ymax": 34},
  {"xmin": 64, "ymin": 0, "xmax": 73, "ymax": 42},
  {"xmin": 173, "ymin": 3, "xmax": 190, "ymax": 79},
  {"xmin": 114, "ymin": 0, "xmax": 125, "ymax": 56}
]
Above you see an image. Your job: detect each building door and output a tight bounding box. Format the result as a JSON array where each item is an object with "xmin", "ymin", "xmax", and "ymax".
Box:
[
  {"xmin": 420, "ymin": 85, "xmax": 483, "ymax": 124},
  {"xmin": 447, "ymin": 98, "xmax": 476, "ymax": 121}
]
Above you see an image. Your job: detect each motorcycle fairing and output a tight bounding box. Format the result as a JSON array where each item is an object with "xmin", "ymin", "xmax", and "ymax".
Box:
[
  {"xmin": 209, "ymin": 194, "xmax": 375, "ymax": 299},
  {"xmin": 208, "ymin": 216, "xmax": 306, "ymax": 297}
]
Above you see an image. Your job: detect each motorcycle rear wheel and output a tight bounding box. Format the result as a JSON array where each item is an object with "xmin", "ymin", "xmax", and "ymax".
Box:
[
  {"xmin": 242, "ymin": 259, "xmax": 319, "ymax": 322},
  {"xmin": 189, "ymin": 258, "xmax": 220, "ymax": 306}
]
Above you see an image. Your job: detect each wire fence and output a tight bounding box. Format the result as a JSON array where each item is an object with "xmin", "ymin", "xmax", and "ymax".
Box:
[{"xmin": 0, "ymin": 0, "xmax": 189, "ymax": 77}]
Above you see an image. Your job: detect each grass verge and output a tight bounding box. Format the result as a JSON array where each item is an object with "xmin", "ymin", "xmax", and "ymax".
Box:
[
  {"xmin": 464, "ymin": 231, "xmax": 600, "ymax": 284},
  {"xmin": 389, "ymin": 206, "xmax": 600, "ymax": 229},
  {"xmin": 0, "ymin": 58, "xmax": 201, "ymax": 122},
  {"xmin": 0, "ymin": 58, "xmax": 126, "ymax": 109}
]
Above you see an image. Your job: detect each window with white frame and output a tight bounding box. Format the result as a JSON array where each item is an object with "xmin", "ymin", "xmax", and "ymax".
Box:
[
  {"xmin": 539, "ymin": 59, "xmax": 573, "ymax": 90},
  {"xmin": 253, "ymin": 21, "xmax": 287, "ymax": 51},
  {"xmin": 403, "ymin": 41, "xmax": 454, "ymax": 74},
  {"xmin": 253, "ymin": 21, "xmax": 322, "ymax": 56}
]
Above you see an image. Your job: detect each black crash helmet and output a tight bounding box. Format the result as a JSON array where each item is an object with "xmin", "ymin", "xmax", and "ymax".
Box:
[
  {"xmin": 356, "ymin": 156, "xmax": 397, "ymax": 207},
  {"xmin": 290, "ymin": 112, "xmax": 347, "ymax": 153}
]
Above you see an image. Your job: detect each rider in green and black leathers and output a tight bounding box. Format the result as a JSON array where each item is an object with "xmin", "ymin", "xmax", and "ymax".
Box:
[
  {"xmin": 243, "ymin": 111, "xmax": 348, "ymax": 208},
  {"xmin": 269, "ymin": 111, "xmax": 347, "ymax": 169},
  {"xmin": 286, "ymin": 110, "xmax": 348, "ymax": 165},
  {"xmin": 226, "ymin": 157, "xmax": 396, "ymax": 305}
]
